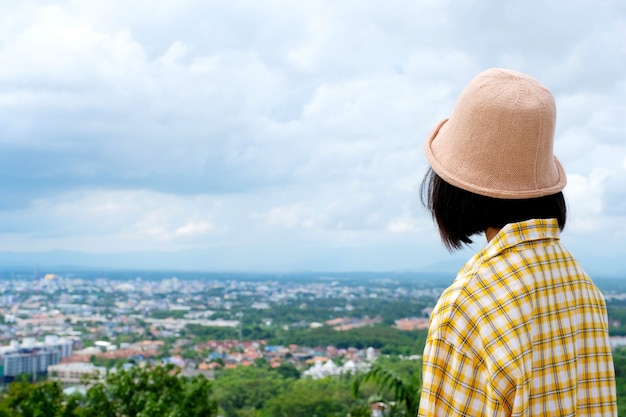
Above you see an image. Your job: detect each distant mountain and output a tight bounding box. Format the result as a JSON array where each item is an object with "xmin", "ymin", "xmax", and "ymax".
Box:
[
  {"xmin": 0, "ymin": 245, "xmax": 460, "ymax": 273},
  {"xmin": 0, "ymin": 249, "xmax": 216, "ymax": 271},
  {"xmin": 0, "ymin": 246, "xmax": 621, "ymax": 278}
]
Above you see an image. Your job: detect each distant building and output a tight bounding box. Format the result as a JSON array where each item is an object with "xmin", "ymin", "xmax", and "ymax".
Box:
[
  {"xmin": 48, "ymin": 362, "xmax": 105, "ymax": 384},
  {"xmin": 302, "ymin": 358, "xmax": 368, "ymax": 379},
  {"xmin": 371, "ymin": 401, "xmax": 389, "ymax": 417},
  {"xmin": 394, "ymin": 318, "xmax": 430, "ymax": 331},
  {"xmin": 609, "ymin": 336, "xmax": 626, "ymax": 350},
  {"xmin": 0, "ymin": 336, "xmax": 73, "ymax": 383}
]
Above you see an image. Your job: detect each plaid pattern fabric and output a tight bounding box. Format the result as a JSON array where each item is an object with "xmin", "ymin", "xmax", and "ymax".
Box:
[{"xmin": 418, "ymin": 219, "xmax": 617, "ymax": 416}]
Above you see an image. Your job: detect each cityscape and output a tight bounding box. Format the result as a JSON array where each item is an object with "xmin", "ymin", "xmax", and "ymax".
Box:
[
  {"xmin": 0, "ymin": 270, "xmax": 445, "ymax": 385},
  {"xmin": 1, "ymin": 269, "xmax": 626, "ymax": 387}
]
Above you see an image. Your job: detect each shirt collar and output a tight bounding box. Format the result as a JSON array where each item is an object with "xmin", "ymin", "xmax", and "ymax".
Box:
[{"xmin": 462, "ymin": 218, "xmax": 561, "ymax": 273}]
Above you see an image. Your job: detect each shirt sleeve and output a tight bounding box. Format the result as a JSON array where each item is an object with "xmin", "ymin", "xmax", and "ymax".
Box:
[{"xmin": 418, "ymin": 337, "xmax": 493, "ymax": 417}]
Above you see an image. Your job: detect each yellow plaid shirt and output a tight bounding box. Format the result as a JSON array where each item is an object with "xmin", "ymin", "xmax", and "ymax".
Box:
[{"xmin": 418, "ymin": 219, "xmax": 617, "ymax": 416}]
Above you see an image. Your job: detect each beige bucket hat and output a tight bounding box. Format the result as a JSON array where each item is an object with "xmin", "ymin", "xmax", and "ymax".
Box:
[{"xmin": 424, "ymin": 68, "xmax": 566, "ymax": 199}]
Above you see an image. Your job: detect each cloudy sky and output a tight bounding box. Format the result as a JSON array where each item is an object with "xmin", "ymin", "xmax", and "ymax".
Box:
[{"xmin": 0, "ymin": 0, "xmax": 625, "ymax": 275}]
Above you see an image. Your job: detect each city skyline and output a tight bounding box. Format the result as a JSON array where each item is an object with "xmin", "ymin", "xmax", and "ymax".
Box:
[{"xmin": 0, "ymin": 1, "xmax": 625, "ymax": 275}]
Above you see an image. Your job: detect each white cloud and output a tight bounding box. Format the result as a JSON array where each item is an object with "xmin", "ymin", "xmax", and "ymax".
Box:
[
  {"xmin": 386, "ymin": 219, "xmax": 419, "ymax": 234},
  {"xmin": 260, "ymin": 203, "xmax": 317, "ymax": 229},
  {"xmin": 175, "ymin": 221, "xmax": 214, "ymax": 237},
  {"xmin": 0, "ymin": 190, "xmax": 223, "ymax": 250},
  {"xmin": 0, "ymin": 0, "xmax": 624, "ymax": 273},
  {"xmin": 566, "ymin": 173, "xmax": 606, "ymax": 233}
]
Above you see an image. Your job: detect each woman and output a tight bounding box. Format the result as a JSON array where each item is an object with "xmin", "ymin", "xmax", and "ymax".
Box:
[{"xmin": 418, "ymin": 68, "xmax": 617, "ymax": 416}]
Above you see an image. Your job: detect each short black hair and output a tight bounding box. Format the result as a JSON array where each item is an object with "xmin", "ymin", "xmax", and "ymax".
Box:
[{"xmin": 420, "ymin": 168, "xmax": 567, "ymax": 251}]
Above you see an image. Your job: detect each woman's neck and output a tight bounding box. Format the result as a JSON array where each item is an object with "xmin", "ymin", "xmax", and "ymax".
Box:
[{"xmin": 485, "ymin": 227, "xmax": 501, "ymax": 242}]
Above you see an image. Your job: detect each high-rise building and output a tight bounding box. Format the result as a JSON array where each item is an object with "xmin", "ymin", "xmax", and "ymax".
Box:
[{"xmin": 0, "ymin": 336, "xmax": 73, "ymax": 383}]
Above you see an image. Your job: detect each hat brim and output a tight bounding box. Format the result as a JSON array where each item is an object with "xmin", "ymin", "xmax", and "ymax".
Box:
[{"xmin": 424, "ymin": 118, "xmax": 567, "ymax": 199}]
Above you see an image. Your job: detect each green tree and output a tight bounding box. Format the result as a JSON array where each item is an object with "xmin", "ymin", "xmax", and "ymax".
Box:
[
  {"xmin": 81, "ymin": 364, "xmax": 217, "ymax": 417},
  {"xmin": 269, "ymin": 326, "xmax": 427, "ymax": 356},
  {"xmin": 213, "ymin": 366, "xmax": 291, "ymax": 417},
  {"xmin": 62, "ymin": 392, "xmax": 84, "ymax": 417},
  {"xmin": 273, "ymin": 363, "xmax": 300, "ymax": 380},
  {"xmin": 352, "ymin": 360, "xmax": 422, "ymax": 416},
  {"xmin": 0, "ymin": 405, "xmax": 12, "ymax": 417},
  {"xmin": 21, "ymin": 383, "xmax": 64, "ymax": 417},
  {"xmin": 612, "ymin": 349, "xmax": 626, "ymax": 416},
  {"xmin": 263, "ymin": 377, "xmax": 357, "ymax": 417},
  {"xmin": 1, "ymin": 379, "xmax": 64, "ymax": 417}
]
